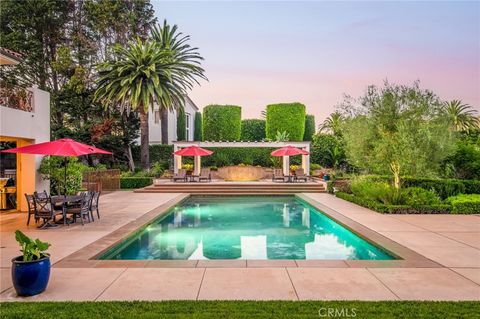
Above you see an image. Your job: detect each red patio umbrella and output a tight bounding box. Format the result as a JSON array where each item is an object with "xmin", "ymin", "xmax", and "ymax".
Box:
[
  {"xmin": 1, "ymin": 138, "xmax": 112, "ymax": 194},
  {"xmin": 271, "ymin": 145, "xmax": 309, "ymax": 156},
  {"xmin": 174, "ymin": 145, "xmax": 213, "ymax": 156}
]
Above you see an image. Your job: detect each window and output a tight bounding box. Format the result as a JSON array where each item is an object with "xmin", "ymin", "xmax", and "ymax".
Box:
[
  {"xmin": 154, "ymin": 110, "xmax": 160, "ymax": 124},
  {"xmin": 185, "ymin": 113, "xmax": 191, "ymax": 141}
]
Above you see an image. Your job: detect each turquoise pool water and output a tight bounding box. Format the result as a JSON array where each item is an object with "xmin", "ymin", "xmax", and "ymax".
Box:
[{"xmin": 99, "ymin": 196, "xmax": 395, "ymax": 260}]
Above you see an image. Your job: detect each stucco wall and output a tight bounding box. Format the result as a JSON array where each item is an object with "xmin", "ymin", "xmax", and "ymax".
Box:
[
  {"xmin": 0, "ymin": 86, "xmax": 50, "ymax": 210},
  {"xmin": 147, "ymin": 98, "xmax": 198, "ymax": 144}
]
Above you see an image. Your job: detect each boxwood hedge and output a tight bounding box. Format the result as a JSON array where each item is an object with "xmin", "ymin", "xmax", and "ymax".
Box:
[
  {"xmin": 447, "ymin": 194, "xmax": 480, "ymax": 214},
  {"xmin": 203, "ymin": 105, "xmax": 242, "ymax": 141},
  {"xmin": 303, "ymin": 114, "xmax": 315, "ymax": 141},
  {"xmin": 241, "ymin": 119, "xmax": 266, "ymax": 141},
  {"xmin": 265, "ymin": 103, "xmax": 306, "ymax": 141},
  {"xmin": 194, "ymin": 112, "xmax": 202, "ymax": 141},
  {"xmin": 120, "ymin": 177, "xmax": 153, "ymax": 189}
]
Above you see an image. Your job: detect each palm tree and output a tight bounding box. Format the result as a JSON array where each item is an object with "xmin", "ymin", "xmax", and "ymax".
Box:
[
  {"xmin": 319, "ymin": 112, "xmax": 344, "ymax": 136},
  {"xmin": 151, "ymin": 20, "xmax": 206, "ymax": 144},
  {"xmin": 443, "ymin": 100, "xmax": 479, "ymax": 132},
  {"xmin": 94, "ymin": 38, "xmax": 203, "ymax": 169}
]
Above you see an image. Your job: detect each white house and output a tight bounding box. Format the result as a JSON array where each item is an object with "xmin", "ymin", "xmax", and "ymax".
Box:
[
  {"xmin": 148, "ymin": 96, "xmax": 199, "ymax": 144},
  {"xmin": 0, "ymin": 47, "xmax": 50, "ymax": 211}
]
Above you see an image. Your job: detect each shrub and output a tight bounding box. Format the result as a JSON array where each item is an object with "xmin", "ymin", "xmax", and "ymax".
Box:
[
  {"xmin": 303, "ymin": 114, "xmax": 315, "ymax": 141},
  {"xmin": 311, "ymin": 134, "xmax": 347, "ymax": 168},
  {"xmin": 39, "ymin": 156, "xmax": 89, "ymax": 195},
  {"xmin": 203, "ymin": 105, "xmax": 241, "ymax": 141},
  {"xmin": 120, "ymin": 177, "xmax": 153, "ymax": 189},
  {"xmin": 336, "ymin": 192, "xmax": 451, "ymax": 214},
  {"xmin": 444, "ymin": 141, "xmax": 480, "ymax": 180},
  {"xmin": 132, "ymin": 145, "xmax": 173, "ymax": 165},
  {"xmin": 194, "ymin": 112, "xmax": 202, "ymax": 141},
  {"xmin": 447, "ymin": 194, "xmax": 480, "ymax": 214},
  {"xmin": 265, "ymin": 103, "xmax": 306, "ymax": 141},
  {"xmin": 176, "ymin": 108, "xmax": 186, "ymax": 141},
  {"xmin": 350, "ymin": 178, "xmax": 403, "ymax": 205},
  {"xmin": 326, "ymin": 181, "xmax": 334, "ymax": 194},
  {"xmin": 402, "ymin": 187, "xmax": 441, "ymax": 206},
  {"xmin": 241, "ymin": 119, "xmax": 266, "ymax": 141},
  {"xmin": 310, "ymin": 163, "xmax": 322, "ymax": 171}
]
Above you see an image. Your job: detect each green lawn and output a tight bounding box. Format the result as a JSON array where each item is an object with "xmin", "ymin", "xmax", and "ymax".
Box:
[{"xmin": 1, "ymin": 301, "xmax": 479, "ymax": 319}]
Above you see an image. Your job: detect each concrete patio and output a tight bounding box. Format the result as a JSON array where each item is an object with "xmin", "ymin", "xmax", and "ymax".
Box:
[{"xmin": 0, "ymin": 191, "xmax": 478, "ymax": 301}]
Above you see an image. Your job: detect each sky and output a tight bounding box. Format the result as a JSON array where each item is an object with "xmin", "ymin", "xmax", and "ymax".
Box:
[{"xmin": 152, "ymin": 1, "xmax": 480, "ymax": 123}]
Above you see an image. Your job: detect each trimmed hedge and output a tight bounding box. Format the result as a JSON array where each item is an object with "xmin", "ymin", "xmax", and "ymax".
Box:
[
  {"xmin": 241, "ymin": 119, "xmax": 266, "ymax": 141},
  {"xmin": 447, "ymin": 194, "xmax": 480, "ymax": 214},
  {"xmin": 194, "ymin": 111, "xmax": 202, "ymax": 141},
  {"xmin": 132, "ymin": 145, "xmax": 173, "ymax": 164},
  {"xmin": 201, "ymin": 147, "xmax": 301, "ymax": 167},
  {"xmin": 176, "ymin": 108, "xmax": 186, "ymax": 141},
  {"xmin": 303, "ymin": 114, "xmax": 315, "ymax": 141},
  {"xmin": 203, "ymin": 105, "xmax": 242, "ymax": 141},
  {"xmin": 120, "ymin": 177, "xmax": 153, "ymax": 189},
  {"xmin": 335, "ymin": 192, "xmax": 452, "ymax": 214},
  {"xmin": 265, "ymin": 103, "xmax": 306, "ymax": 141},
  {"xmin": 363, "ymin": 176, "xmax": 480, "ymax": 199}
]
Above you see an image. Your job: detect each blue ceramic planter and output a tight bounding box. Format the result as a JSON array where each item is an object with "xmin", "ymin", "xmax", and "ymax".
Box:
[{"xmin": 12, "ymin": 255, "xmax": 50, "ymax": 296}]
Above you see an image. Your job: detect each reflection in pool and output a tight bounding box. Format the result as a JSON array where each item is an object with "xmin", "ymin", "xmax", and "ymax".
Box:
[{"xmin": 99, "ymin": 196, "xmax": 395, "ymax": 260}]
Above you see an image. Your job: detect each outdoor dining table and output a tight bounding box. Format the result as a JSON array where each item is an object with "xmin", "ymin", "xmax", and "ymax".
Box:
[{"xmin": 50, "ymin": 195, "xmax": 84, "ymax": 226}]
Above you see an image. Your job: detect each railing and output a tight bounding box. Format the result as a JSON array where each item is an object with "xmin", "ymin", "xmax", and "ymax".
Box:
[
  {"xmin": 0, "ymin": 83, "xmax": 34, "ymax": 112},
  {"xmin": 82, "ymin": 169, "xmax": 121, "ymax": 191}
]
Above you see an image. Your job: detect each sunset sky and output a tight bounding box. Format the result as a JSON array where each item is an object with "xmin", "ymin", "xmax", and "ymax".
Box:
[{"xmin": 153, "ymin": 1, "xmax": 480, "ymax": 123}]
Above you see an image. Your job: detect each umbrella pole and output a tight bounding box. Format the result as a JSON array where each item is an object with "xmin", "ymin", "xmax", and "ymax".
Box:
[{"xmin": 64, "ymin": 157, "xmax": 67, "ymax": 195}]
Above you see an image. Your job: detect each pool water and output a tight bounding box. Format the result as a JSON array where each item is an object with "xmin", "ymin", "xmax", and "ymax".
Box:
[{"xmin": 99, "ymin": 196, "xmax": 395, "ymax": 260}]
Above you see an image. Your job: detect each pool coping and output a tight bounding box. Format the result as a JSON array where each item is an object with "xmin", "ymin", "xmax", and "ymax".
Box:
[{"xmin": 55, "ymin": 193, "xmax": 442, "ymax": 269}]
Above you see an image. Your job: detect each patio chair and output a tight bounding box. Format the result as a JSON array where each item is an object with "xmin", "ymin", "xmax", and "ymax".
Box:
[
  {"xmin": 172, "ymin": 169, "xmax": 187, "ymax": 182},
  {"xmin": 294, "ymin": 168, "xmax": 308, "ymax": 182},
  {"xmin": 198, "ymin": 168, "xmax": 211, "ymax": 182},
  {"xmin": 25, "ymin": 193, "xmax": 38, "ymax": 226},
  {"xmin": 65, "ymin": 193, "xmax": 93, "ymax": 226},
  {"xmin": 272, "ymin": 169, "xmax": 286, "ymax": 182},
  {"xmin": 89, "ymin": 191, "xmax": 101, "ymax": 221},
  {"xmin": 33, "ymin": 194, "xmax": 63, "ymax": 229}
]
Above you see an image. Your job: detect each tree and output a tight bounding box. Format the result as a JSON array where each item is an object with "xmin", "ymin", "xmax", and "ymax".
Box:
[
  {"xmin": 151, "ymin": 20, "xmax": 206, "ymax": 144},
  {"xmin": 303, "ymin": 115, "xmax": 315, "ymax": 141},
  {"xmin": 319, "ymin": 112, "xmax": 344, "ymax": 136},
  {"xmin": 194, "ymin": 111, "xmax": 202, "ymax": 141},
  {"xmin": 341, "ymin": 81, "xmax": 455, "ymax": 189},
  {"xmin": 176, "ymin": 107, "xmax": 186, "ymax": 141},
  {"xmin": 311, "ymin": 134, "xmax": 347, "ymax": 169},
  {"xmin": 95, "ymin": 40, "xmax": 179, "ymax": 169},
  {"xmin": 442, "ymin": 100, "xmax": 479, "ymax": 132}
]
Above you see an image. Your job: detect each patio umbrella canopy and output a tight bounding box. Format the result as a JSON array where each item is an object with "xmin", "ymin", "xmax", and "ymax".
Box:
[
  {"xmin": 1, "ymin": 138, "xmax": 112, "ymax": 194},
  {"xmin": 174, "ymin": 145, "xmax": 213, "ymax": 156},
  {"xmin": 271, "ymin": 145, "xmax": 309, "ymax": 156}
]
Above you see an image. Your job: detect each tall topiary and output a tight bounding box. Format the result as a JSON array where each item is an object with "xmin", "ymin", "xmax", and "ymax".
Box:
[
  {"xmin": 176, "ymin": 108, "xmax": 186, "ymax": 141},
  {"xmin": 241, "ymin": 119, "xmax": 266, "ymax": 141},
  {"xmin": 266, "ymin": 103, "xmax": 306, "ymax": 141},
  {"xmin": 203, "ymin": 105, "xmax": 241, "ymax": 141},
  {"xmin": 303, "ymin": 114, "xmax": 316, "ymax": 141},
  {"xmin": 194, "ymin": 111, "xmax": 202, "ymax": 141}
]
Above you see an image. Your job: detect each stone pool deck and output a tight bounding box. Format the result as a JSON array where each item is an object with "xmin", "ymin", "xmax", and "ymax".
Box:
[{"xmin": 0, "ymin": 191, "xmax": 479, "ymax": 301}]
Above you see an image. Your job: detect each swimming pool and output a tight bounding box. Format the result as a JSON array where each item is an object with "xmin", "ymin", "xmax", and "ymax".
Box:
[{"xmin": 99, "ymin": 196, "xmax": 395, "ymax": 260}]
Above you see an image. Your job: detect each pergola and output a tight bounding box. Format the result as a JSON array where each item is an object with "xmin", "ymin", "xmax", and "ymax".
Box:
[{"xmin": 172, "ymin": 141, "xmax": 311, "ymax": 176}]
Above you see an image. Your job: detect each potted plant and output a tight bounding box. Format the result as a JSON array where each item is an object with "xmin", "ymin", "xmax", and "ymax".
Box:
[{"xmin": 11, "ymin": 230, "xmax": 51, "ymax": 296}]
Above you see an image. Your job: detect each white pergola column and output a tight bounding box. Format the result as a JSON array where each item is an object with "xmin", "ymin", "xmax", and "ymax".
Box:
[
  {"xmin": 173, "ymin": 144, "xmax": 181, "ymax": 174},
  {"xmin": 301, "ymin": 144, "xmax": 310, "ymax": 175},
  {"xmin": 283, "ymin": 156, "xmax": 290, "ymax": 176},
  {"xmin": 194, "ymin": 156, "xmax": 201, "ymax": 175}
]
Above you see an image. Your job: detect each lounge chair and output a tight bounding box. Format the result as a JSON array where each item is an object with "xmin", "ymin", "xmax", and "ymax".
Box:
[
  {"xmin": 272, "ymin": 169, "xmax": 286, "ymax": 182},
  {"xmin": 294, "ymin": 168, "xmax": 308, "ymax": 182},
  {"xmin": 198, "ymin": 168, "xmax": 211, "ymax": 182},
  {"xmin": 172, "ymin": 169, "xmax": 187, "ymax": 182}
]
